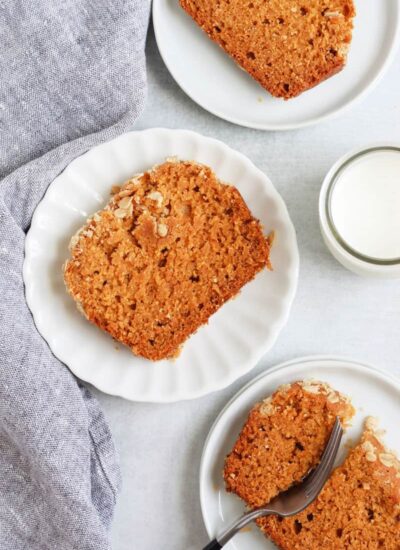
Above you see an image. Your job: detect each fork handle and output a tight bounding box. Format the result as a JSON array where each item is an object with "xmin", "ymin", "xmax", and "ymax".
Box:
[
  {"xmin": 202, "ymin": 508, "xmax": 270, "ymax": 549},
  {"xmin": 202, "ymin": 539, "xmax": 222, "ymax": 550}
]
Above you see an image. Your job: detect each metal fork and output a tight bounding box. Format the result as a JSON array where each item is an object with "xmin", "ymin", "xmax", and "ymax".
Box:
[{"xmin": 203, "ymin": 416, "xmax": 343, "ymax": 550}]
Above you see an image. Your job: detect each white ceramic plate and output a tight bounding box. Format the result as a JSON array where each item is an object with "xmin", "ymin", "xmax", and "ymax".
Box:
[
  {"xmin": 24, "ymin": 128, "xmax": 298, "ymax": 403},
  {"xmin": 153, "ymin": 0, "xmax": 400, "ymax": 130},
  {"xmin": 200, "ymin": 356, "xmax": 400, "ymax": 549}
]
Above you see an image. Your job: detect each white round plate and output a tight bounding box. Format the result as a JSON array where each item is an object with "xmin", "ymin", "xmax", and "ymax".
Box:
[
  {"xmin": 153, "ymin": 0, "xmax": 400, "ymax": 130},
  {"xmin": 24, "ymin": 128, "xmax": 298, "ymax": 403},
  {"xmin": 200, "ymin": 356, "xmax": 400, "ymax": 549}
]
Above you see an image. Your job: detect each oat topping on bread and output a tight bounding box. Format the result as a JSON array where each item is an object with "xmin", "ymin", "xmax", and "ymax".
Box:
[
  {"xmin": 63, "ymin": 160, "xmax": 271, "ymax": 361},
  {"xmin": 180, "ymin": 0, "xmax": 355, "ymax": 99}
]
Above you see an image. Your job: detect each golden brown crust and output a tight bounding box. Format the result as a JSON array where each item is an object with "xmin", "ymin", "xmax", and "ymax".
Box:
[
  {"xmin": 63, "ymin": 160, "xmax": 271, "ymax": 361},
  {"xmin": 259, "ymin": 418, "xmax": 400, "ymax": 549},
  {"xmin": 224, "ymin": 381, "xmax": 354, "ymax": 508},
  {"xmin": 180, "ymin": 0, "xmax": 355, "ymax": 99}
]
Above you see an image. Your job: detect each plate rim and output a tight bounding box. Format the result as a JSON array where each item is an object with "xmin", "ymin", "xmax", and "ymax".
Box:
[
  {"xmin": 199, "ymin": 354, "xmax": 400, "ymax": 540},
  {"xmin": 153, "ymin": 0, "xmax": 400, "ymax": 131},
  {"xmin": 23, "ymin": 127, "xmax": 299, "ymax": 403}
]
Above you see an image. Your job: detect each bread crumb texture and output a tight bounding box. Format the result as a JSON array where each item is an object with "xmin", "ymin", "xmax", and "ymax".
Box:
[
  {"xmin": 180, "ymin": 0, "xmax": 355, "ymax": 99},
  {"xmin": 224, "ymin": 381, "xmax": 354, "ymax": 508},
  {"xmin": 64, "ymin": 160, "xmax": 271, "ymax": 360},
  {"xmin": 259, "ymin": 418, "xmax": 400, "ymax": 548}
]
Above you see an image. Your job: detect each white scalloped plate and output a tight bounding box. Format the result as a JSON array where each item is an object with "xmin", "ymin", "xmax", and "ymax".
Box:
[
  {"xmin": 200, "ymin": 356, "xmax": 400, "ymax": 549},
  {"xmin": 24, "ymin": 128, "xmax": 298, "ymax": 402},
  {"xmin": 153, "ymin": 0, "xmax": 400, "ymax": 130}
]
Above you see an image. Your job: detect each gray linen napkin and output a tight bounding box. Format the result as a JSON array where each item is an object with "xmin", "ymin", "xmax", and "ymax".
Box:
[{"xmin": 0, "ymin": 1, "xmax": 150, "ymax": 549}]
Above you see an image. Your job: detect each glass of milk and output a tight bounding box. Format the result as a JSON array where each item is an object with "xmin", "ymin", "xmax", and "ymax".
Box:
[{"xmin": 319, "ymin": 145, "xmax": 400, "ymax": 277}]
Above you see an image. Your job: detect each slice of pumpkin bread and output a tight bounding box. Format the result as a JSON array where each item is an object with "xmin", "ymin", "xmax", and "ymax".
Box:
[
  {"xmin": 180, "ymin": 0, "xmax": 355, "ymax": 99},
  {"xmin": 63, "ymin": 159, "xmax": 271, "ymax": 361},
  {"xmin": 259, "ymin": 417, "xmax": 400, "ymax": 549},
  {"xmin": 224, "ymin": 380, "xmax": 354, "ymax": 508}
]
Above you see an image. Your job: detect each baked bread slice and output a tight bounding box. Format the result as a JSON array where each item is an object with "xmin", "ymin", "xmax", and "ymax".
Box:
[
  {"xmin": 224, "ymin": 380, "xmax": 354, "ymax": 508},
  {"xmin": 180, "ymin": 0, "xmax": 355, "ymax": 99},
  {"xmin": 63, "ymin": 159, "xmax": 271, "ymax": 361},
  {"xmin": 259, "ymin": 417, "xmax": 400, "ymax": 549}
]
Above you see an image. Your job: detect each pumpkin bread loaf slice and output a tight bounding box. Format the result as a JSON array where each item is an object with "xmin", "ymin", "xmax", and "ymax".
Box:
[
  {"xmin": 63, "ymin": 159, "xmax": 271, "ymax": 361},
  {"xmin": 224, "ymin": 380, "xmax": 354, "ymax": 508},
  {"xmin": 180, "ymin": 0, "xmax": 355, "ymax": 99},
  {"xmin": 259, "ymin": 417, "xmax": 400, "ymax": 549}
]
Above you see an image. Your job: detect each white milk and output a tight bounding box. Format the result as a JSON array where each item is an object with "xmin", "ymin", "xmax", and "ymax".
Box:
[{"xmin": 330, "ymin": 149, "xmax": 400, "ymax": 260}]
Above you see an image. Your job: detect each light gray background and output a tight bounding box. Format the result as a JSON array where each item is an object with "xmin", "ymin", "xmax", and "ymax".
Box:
[{"xmin": 94, "ymin": 24, "xmax": 400, "ymax": 550}]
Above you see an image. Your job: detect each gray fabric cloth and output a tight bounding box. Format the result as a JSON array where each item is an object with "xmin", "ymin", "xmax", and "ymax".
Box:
[{"xmin": 0, "ymin": 2, "xmax": 150, "ymax": 549}]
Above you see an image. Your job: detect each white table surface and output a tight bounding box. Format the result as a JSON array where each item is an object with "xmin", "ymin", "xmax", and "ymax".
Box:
[{"xmin": 94, "ymin": 24, "xmax": 400, "ymax": 550}]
